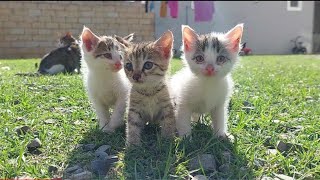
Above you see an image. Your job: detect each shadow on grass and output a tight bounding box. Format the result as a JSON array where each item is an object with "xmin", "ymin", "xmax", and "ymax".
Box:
[{"xmin": 64, "ymin": 121, "xmax": 253, "ymax": 179}]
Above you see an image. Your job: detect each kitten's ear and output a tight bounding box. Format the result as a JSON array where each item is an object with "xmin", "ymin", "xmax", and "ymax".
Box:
[
  {"xmin": 154, "ymin": 30, "xmax": 174, "ymax": 60},
  {"xmin": 225, "ymin": 23, "xmax": 244, "ymax": 53},
  {"xmin": 66, "ymin": 32, "xmax": 71, "ymax": 37},
  {"xmin": 115, "ymin": 36, "xmax": 131, "ymax": 48},
  {"xmin": 80, "ymin": 26, "xmax": 99, "ymax": 52},
  {"xmin": 182, "ymin": 25, "xmax": 199, "ymax": 52},
  {"xmin": 123, "ymin": 33, "xmax": 134, "ymax": 42}
]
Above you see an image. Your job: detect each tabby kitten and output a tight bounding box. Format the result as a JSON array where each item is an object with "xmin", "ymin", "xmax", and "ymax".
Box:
[
  {"xmin": 171, "ymin": 24, "xmax": 244, "ymax": 138},
  {"xmin": 38, "ymin": 32, "xmax": 81, "ymax": 75},
  {"xmin": 80, "ymin": 26, "xmax": 133, "ymax": 133},
  {"xmin": 116, "ymin": 31, "xmax": 176, "ymax": 146}
]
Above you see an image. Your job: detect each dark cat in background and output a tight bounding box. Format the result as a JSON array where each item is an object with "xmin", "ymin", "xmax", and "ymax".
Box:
[{"xmin": 37, "ymin": 32, "xmax": 81, "ymax": 75}]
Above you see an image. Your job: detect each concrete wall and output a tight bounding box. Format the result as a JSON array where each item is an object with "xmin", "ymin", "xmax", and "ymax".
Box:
[
  {"xmin": 0, "ymin": 1, "xmax": 155, "ymax": 59},
  {"xmin": 154, "ymin": 1, "xmax": 314, "ymax": 55}
]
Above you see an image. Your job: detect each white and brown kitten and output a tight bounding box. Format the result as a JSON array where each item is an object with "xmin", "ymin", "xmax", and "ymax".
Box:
[
  {"xmin": 80, "ymin": 26, "xmax": 133, "ymax": 133},
  {"xmin": 116, "ymin": 31, "xmax": 176, "ymax": 146},
  {"xmin": 171, "ymin": 24, "xmax": 244, "ymax": 138}
]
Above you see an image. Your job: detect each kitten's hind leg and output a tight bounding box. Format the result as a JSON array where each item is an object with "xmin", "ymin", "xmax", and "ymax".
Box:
[{"xmin": 103, "ymin": 97, "xmax": 127, "ymax": 133}]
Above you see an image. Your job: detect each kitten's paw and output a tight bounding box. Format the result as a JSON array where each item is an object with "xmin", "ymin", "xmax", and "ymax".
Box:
[
  {"xmin": 101, "ymin": 125, "xmax": 116, "ymax": 134},
  {"xmin": 216, "ymin": 132, "xmax": 235, "ymax": 143}
]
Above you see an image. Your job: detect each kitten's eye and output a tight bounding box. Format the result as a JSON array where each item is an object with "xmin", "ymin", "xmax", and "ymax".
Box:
[
  {"xmin": 194, "ymin": 55, "xmax": 204, "ymax": 64},
  {"xmin": 216, "ymin": 55, "xmax": 227, "ymax": 65},
  {"xmin": 125, "ymin": 63, "xmax": 133, "ymax": 71},
  {"xmin": 103, "ymin": 53, "xmax": 112, "ymax": 59},
  {"xmin": 143, "ymin": 62, "xmax": 153, "ymax": 70}
]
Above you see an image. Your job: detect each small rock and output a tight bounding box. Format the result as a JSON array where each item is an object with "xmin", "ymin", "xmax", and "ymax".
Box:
[
  {"xmin": 13, "ymin": 100, "xmax": 21, "ymax": 105},
  {"xmin": 73, "ymin": 167, "xmax": 84, "ymax": 174},
  {"xmin": 65, "ymin": 165, "xmax": 80, "ymax": 173},
  {"xmin": 272, "ymin": 120, "xmax": 281, "ymax": 124},
  {"xmin": 279, "ymin": 133, "xmax": 290, "ymax": 140},
  {"xmin": 73, "ymin": 120, "xmax": 81, "ymax": 125},
  {"xmin": 44, "ymin": 119, "xmax": 56, "ymax": 124},
  {"xmin": 82, "ymin": 144, "xmax": 96, "ymax": 152},
  {"xmin": 267, "ymin": 149, "xmax": 278, "ymax": 155},
  {"xmin": 192, "ymin": 175, "xmax": 208, "ymax": 180},
  {"xmin": 305, "ymin": 96, "xmax": 313, "ymax": 101},
  {"xmin": 16, "ymin": 117, "xmax": 26, "ymax": 122},
  {"xmin": 70, "ymin": 171, "xmax": 92, "ymax": 180},
  {"xmin": 273, "ymin": 173, "xmax": 294, "ymax": 180},
  {"xmin": 261, "ymin": 176, "xmax": 274, "ymax": 180},
  {"xmin": 242, "ymin": 101, "xmax": 253, "ymax": 107},
  {"xmin": 218, "ymin": 164, "xmax": 230, "ymax": 173},
  {"xmin": 91, "ymin": 159, "xmax": 110, "ymax": 176},
  {"xmin": 1, "ymin": 66, "xmax": 10, "ymax": 70},
  {"xmin": 75, "ymin": 144, "xmax": 83, "ymax": 149},
  {"xmin": 48, "ymin": 165, "xmax": 58, "ymax": 173},
  {"xmin": 276, "ymin": 141, "xmax": 289, "ymax": 153},
  {"xmin": 222, "ymin": 151, "xmax": 232, "ymax": 163},
  {"xmin": 263, "ymin": 136, "xmax": 273, "ymax": 147},
  {"xmin": 27, "ymin": 138, "xmax": 41, "ymax": 148},
  {"xmin": 15, "ymin": 125, "xmax": 31, "ymax": 135},
  {"xmin": 242, "ymin": 107, "xmax": 255, "ymax": 113},
  {"xmin": 107, "ymin": 155, "xmax": 119, "ymax": 164},
  {"xmin": 58, "ymin": 96, "xmax": 67, "ymax": 102},
  {"xmin": 95, "ymin": 151, "xmax": 109, "ymax": 160},
  {"xmin": 189, "ymin": 154, "xmax": 216, "ymax": 171},
  {"xmin": 95, "ymin": 145, "xmax": 111, "ymax": 153}
]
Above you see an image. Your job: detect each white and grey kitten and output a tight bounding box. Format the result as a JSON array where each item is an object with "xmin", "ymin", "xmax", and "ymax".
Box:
[
  {"xmin": 171, "ymin": 24, "xmax": 244, "ymax": 138},
  {"xmin": 80, "ymin": 26, "xmax": 133, "ymax": 133}
]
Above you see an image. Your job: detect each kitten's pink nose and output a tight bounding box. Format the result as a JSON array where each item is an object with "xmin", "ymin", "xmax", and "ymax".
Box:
[
  {"xmin": 114, "ymin": 61, "xmax": 122, "ymax": 70},
  {"xmin": 205, "ymin": 65, "xmax": 215, "ymax": 76},
  {"xmin": 133, "ymin": 73, "xmax": 141, "ymax": 81}
]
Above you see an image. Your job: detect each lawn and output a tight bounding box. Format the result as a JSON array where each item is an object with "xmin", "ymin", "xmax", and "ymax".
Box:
[{"xmin": 0, "ymin": 55, "xmax": 319, "ymax": 179}]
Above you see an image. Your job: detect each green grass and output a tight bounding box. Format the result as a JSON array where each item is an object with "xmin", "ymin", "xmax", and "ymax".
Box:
[{"xmin": 0, "ymin": 55, "xmax": 319, "ymax": 179}]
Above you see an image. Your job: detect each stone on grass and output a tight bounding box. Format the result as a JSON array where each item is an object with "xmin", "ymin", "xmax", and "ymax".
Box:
[
  {"xmin": 192, "ymin": 175, "xmax": 208, "ymax": 180},
  {"xmin": 82, "ymin": 144, "xmax": 96, "ymax": 152},
  {"xmin": 189, "ymin": 154, "xmax": 216, "ymax": 171},
  {"xmin": 15, "ymin": 125, "xmax": 31, "ymax": 135},
  {"xmin": 44, "ymin": 119, "xmax": 56, "ymax": 124},
  {"xmin": 70, "ymin": 171, "xmax": 92, "ymax": 180},
  {"xmin": 94, "ymin": 151, "xmax": 109, "ymax": 160},
  {"xmin": 48, "ymin": 165, "xmax": 58, "ymax": 173},
  {"xmin": 65, "ymin": 165, "xmax": 80, "ymax": 174},
  {"xmin": 273, "ymin": 173, "xmax": 294, "ymax": 180},
  {"xmin": 27, "ymin": 138, "xmax": 41, "ymax": 148},
  {"xmin": 95, "ymin": 145, "xmax": 111, "ymax": 153}
]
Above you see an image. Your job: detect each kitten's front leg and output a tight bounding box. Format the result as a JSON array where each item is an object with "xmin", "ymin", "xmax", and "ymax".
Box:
[
  {"xmin": 176, "ymin": 105, "xmax": 192, "ymax": 138},
  {"xmin": 126, "ymin": 107, "xmax": 144, "ymax": 146},
  {"xmin": 92, "ymin": 100, "xmax": 110, "ymax": 130},
  {"xmin": 211, "ymin": 105, "xmax": 228, "ymax": 138},
  {"xmin": 160, "ymin": 102, "xmax": 176, "ymax": 138},
  {"xmin": 103, "ymin": 97, "xmax": 127, "ymax": 133}
]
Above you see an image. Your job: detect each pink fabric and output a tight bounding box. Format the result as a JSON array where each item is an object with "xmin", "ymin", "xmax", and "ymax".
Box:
[
  {"xmin": 168, "ymin": 1, "xmax": 178, "ymax": 18},
  {"xmin": 194, "ymin": 1, "xmax": 215, "ymax": 22}
]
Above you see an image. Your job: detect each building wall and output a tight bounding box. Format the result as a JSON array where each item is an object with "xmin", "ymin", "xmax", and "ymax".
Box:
[
  {"xmin": 154, "ymin": 1, "xmax": 314, "ymax": 55},
  {"xmin": 0, "ymin": 1, "xmax": 155, "ymax": 59}
]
